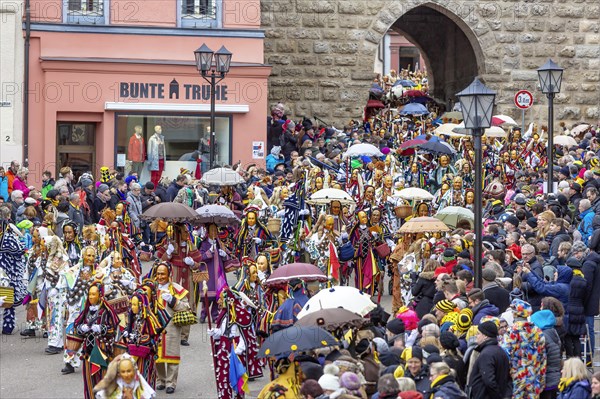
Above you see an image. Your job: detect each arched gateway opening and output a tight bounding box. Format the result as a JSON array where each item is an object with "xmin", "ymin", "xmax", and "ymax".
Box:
[{"xmin": 375, "ymin": 4, "xmax": 484, "ymax": 110}]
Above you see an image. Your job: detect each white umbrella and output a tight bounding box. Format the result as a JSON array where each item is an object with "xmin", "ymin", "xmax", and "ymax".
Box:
[
  {"xmin": 452, "ymin": 123, "xmax": 507, "ymax": 137},
  {"xmin": 571, "ymin": 124, "xmax": 590, "ymax": 136},
  {"xmin": 553, "ymin": 135, "xmax": 578, "ymax": 147},
  {"xmin": 200, "ymin": 167, "xmax": 244, "ymax": 186},
  {"xmin": 435, "ymin": 206, "xmax": 475, "ymax": 228},
  {"xmin": 396, "ymin": 187, "xmax": 434, "ymax": 201},
  {"xmin": 307, "ymin": 188, "xmax": 356, "ymax": 205},
  {"xmin": 343, "ymin": 143, "xmax": 384, "ymax": 159},
  {"xmin": 297, "ymin": 286, "xmax": 376, "ymax": 318},
  {"xmin": 435, "ymin": 123, "xmax": 464, "ymax": 137},
  {"xmin": 492, "ymin": 114, "xmax": 518, "ymax": 126},
  {"xmin": 195, "ymin": 204, "xmax": 240, "ymax": 226}
]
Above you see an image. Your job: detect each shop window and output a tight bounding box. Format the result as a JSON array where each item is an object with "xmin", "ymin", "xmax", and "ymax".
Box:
[
  {"xmin": 56, "ymin": 122, "xmax": 96, "ymax": 182},
  {"xmin": 64, "ymin": 0, "xmax": 108, "ymax": 24},
  {"xmin": 178, "ymin": 0, "xmax": 220, "ymax": 28},
  {"xmin": 115, "ymin": 114, "xmax": 231, "ymax": 182}
]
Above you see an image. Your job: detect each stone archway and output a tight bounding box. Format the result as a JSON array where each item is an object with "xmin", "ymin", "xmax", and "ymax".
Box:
[{"xmin": 387, "ymin": 4, "xmax": 485, "ymax": 108}]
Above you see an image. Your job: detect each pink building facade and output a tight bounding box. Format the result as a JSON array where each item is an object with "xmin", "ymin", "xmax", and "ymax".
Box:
[{"xmin": 26, "ymin": 0, "xmax": 269, "ymax": 185}]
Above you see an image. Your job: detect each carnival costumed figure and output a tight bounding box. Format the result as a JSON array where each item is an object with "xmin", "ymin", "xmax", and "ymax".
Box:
[
  {"xmin": 93, "ymin": 354, "xmax": 156, "ymax": 399},
  {"xmin": 431, "ymin": 155, "xmax": 456, "ymax": 192},
  {"xmin": 438, "ymin": 176, "xmax": 465, "ymax": 210},
  {"xmin": 97, "ymin": 251, "xmax": 137, "ymax": 302},
  {"xmin": 122, "ymin": 291, "xmax": 163, "ymax": 388},
  {"xmin": 209, "ymin": 289, "xmax": 260, "ymax": 399},
  {"xmin": 107, "ymin": 220, "xmax": 142, "ymax": 279},
  {"xmin": 370, "ymin": 207, "xmax": 393, "ymax": 292},
  {"xmin": 151, "ymin": 262, "xmax": 190, "ymax": 393},
  {"xmin": 198, "ymin": 223, "xmax": 230, "ymax": 324},
  {"xmin": 257, "ymin": 358, "xmax": 302, "ymax": 399},
  {"xmin": 307, "ymin": 215, "xmax": 340, "ymax": 279},
  {"xmin": 0, "ymin": 213, "xmax": 27, "ymax": 335},
  {"xmin": 234, "ymin": 209, "xmax": 272, "ymax": 260},
  {"xmin": 404, "ymin": 162, "xmax": 427, "ymax": 188},
  {"xmin": 349, "ymin": 211, "xmax": 379, "ymax": 295},
  {"xmin": 155, "ymin": 223, "xmax": 201, "ymax": 344},
  {"xmin": 75, "ymin": 282, "xmax": 119, "ymax": 399},
  {"xmin": 43, "ymin": 236, "xmax": 70, "ymax": 354},
  {"xmin": 346, "ymin": 168, "xmax": 364, "ymax": 205},
  {"xmin": 270, "ymin": 279, "xmax": 308, "ymax": 332},
  {"xmin": 63, "ymin": 221, "xmax": 82, "ymax": 267},
  {"xmin": 22, "ymin": 226, "xmax": 47, "ymax": 336},
  {"xmin": 115, "ymin": 201, "xmax": 138, "ymax": 239},
  {"xmin": 59, "ymin": 245, "xmax": 100, "ymax": 374},
  {"xmin": 432, "ymin": 182, "xmax": 450, "ymax": 211}
]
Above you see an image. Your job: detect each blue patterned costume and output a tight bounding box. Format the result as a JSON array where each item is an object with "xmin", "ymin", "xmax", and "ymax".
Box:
[{"xmin": 0, "ymin": 220, "xmax": 27, "ymax": 334}]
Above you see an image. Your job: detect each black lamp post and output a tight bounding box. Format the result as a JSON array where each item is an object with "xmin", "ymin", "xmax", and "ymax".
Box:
[
  {"xmin": 537, "ymin": 59, "xmax": 564, "ymax": 195},
  {"xmin": 194, "ymin": 44, "xmax": 233, "ymax": 169},
  {"xmin": 456, "ymin": 77, "xmax": 496, "ymax": 288}
]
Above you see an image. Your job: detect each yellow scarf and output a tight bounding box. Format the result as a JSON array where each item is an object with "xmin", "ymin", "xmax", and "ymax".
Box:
[
  {"xmin": 430, "ymin": 375, "xmax": 448, "ymax": 398},
  {"xmin": 558, "ymin": 377, "xmax": 575, "ymax": 392},
  {"xmin": 573, "ymin": 269, "xmax": 584, "ymax": 278}
]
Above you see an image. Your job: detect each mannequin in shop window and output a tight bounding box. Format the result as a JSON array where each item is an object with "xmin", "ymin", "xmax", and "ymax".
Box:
[
  {"xmin": 147, "ymin": 126, "xmax": 166, "ymax": 188},
  {"xmin": 128, "ymin": 125, "xmax": 145, "ymax": 177}
]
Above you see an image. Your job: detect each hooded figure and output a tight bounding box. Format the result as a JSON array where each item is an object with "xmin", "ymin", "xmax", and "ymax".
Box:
[
  {"xmin": 531, "ymin": 310, "xmax": 561, "ymax": 395},
  {"xmin": 500, "ymin": 299, "xmax": 547, "ymax": 399},
  {"xmin": 522, "ymin": 265, "xmax": 572, "ymax": 307}
]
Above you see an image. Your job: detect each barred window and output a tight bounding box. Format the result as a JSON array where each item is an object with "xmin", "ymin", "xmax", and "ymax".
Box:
[
  {"xmin": 65, "ymin": 0, "xmax": 106, "ymax": 24},
  {"xmin": 180, "ymin": 0, "xmax": 219, "ymax": 27}
]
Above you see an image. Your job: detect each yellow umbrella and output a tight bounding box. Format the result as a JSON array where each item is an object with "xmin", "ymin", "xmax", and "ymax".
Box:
[{"xmin": 397, "ymin": 216, "xmax": 450, "ymax": 234}]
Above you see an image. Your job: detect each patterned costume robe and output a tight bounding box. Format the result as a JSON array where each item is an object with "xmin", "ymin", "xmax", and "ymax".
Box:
[{"xmin": 0, "ymin": 221, "xmax": 26, "ymax": 334}]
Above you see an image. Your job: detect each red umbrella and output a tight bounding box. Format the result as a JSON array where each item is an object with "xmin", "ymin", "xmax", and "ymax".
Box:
[
  {"xmin": 265, "ymin": 263, "xmax": 327, "ymax": 286},
  {"xmin": 400, "ymin": 138, "xmax": 427, "ymax": 150},
  {"xmin": 366, "ymin": 99, "xmax": 385, "ymax": 109},
  {"xmin": 402, "ymin": 90, "xmax": 426, "ymax": 97}
]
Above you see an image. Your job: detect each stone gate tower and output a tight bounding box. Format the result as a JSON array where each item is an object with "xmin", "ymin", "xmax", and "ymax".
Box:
[{"xmin": 262, "ymin": 0, "xmax": 600, "ymax": 127}]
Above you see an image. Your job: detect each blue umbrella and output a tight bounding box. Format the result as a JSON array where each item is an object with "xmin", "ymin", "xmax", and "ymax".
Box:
[
  {"xmin": 393, "ymin": 79, "xmax": 417, "ymax": 87},
  {"xmin": 419, "ymin": 140, "xmax": 456, "ymax": 155},
  {"xmin": 399, "ymin": 103, "xmax": 429, "ymax": 116}
]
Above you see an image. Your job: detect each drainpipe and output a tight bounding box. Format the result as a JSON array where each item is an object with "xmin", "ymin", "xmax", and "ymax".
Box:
[{"xmin": 23, "ymin": 0, "xmax": 30, "ymax": 167}]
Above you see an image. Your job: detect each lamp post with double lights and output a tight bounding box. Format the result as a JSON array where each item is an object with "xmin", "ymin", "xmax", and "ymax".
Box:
[
  {"xmin": 194, "ymin": 44, "xmax": 233, "ymax": 169},
  {"xmin": 537, "ymin": 59, "xmax": 564, "ymax": 194},
  {"xmin": 456, "ymin": 77, "xmax": 496, "ymax": 288}
]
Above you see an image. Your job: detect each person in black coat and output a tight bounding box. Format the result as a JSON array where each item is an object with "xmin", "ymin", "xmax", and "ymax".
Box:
[
  {"xmin": 467, "ymin": 321, "xmax": 512, "ymax": 399},
  {"xmin": 564, "ymin": 256, "xmax": 588, "ymax": 358},
  {"xmin": 166, "ymin": 175, "xmax": 186, "ymax": 202},
  {"xmin": 411, "ymin": 266, "xmax": 437, "ymax": 319},
  {"xmin": 481, "ymin": 268, "xmax": 510, "ymax": 313},
  {"xmin": 440, "ymin": 331, "xmax": 467, "ymax": 390},
  {"xmin": 586, "ymin": 214, "xmax": 600, "ymax": 253},
  {"xmin": 583, "ymin": 249, "xmax": 600, "ymax": 357}
]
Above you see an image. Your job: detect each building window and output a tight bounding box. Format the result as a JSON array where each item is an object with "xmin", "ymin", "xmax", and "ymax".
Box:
[
  {"xmin": 178, "ymin": 0, "xmax": 221, "ymax": 28},
  {"xmin": 115, "ymin": 114, "xmax": 231, "ymax": 179},
  {"xmin": 64, "ymin": 0, "xmax": 108, "ymax": 24}
]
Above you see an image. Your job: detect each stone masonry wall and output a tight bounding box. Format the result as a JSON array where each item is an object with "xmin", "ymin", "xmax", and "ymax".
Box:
[{"xmin": 261, "ymin": 0, "xmax": 600, "ymax": 128}]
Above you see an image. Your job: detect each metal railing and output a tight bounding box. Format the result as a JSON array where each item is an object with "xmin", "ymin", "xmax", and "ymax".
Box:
[
  {"xmin": 67, "ymin": 0, "xmax": 104, "ymax": 16},
  {"xmin": 181, "ymin": 0, "xmax": 216, "ymax": 20}
]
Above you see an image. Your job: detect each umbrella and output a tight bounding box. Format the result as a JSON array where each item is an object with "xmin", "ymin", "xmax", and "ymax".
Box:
[
  {"xmin": 435, "ymin": 123, "xmax": 463, "ymax": 137},
  {"xmin": 553, "ymin": 135, "xmax": 578, "ymax": 147},
  {"xmin": 419, "ymin": 140, "xmax": 456, "ymax": 155},
  {"xmin": 366, "ymin": 99, "xmax": 385, "ymax": 109},
  {"xmin": 399, "ymin": 103, "xmax": 429, "ymax": 116},
  {"xmin": 452, "ymin": 123, "xmax": 507, "ymax": 138},
  {"xmin": 491, "ymin": 115, "xmax": 518, "ymax": 126},
  {"xmin": 264, "ymin": 263, "xmax": 328, "ymax": 286},
  {"xmin": 571, "ymin": 124, "xmax": 590, "ymax": 136},
  {"xmin": 200, "ymin": 167, "xmax": 244, "ymax": 186},
  {"xmin": 141, "ymin": 202, "xmax": 199, "ymax": 223},
  {"xmin": 396, "ymin": 187, "xmax": 434, "ymax": 201},
  {"xmin": 307, "ymin": 188, "xmax": 356, "ymax": 206},
  {"xmin": 258, "ymin": 326, "xmax": 339, "ymax": 358},
  {"xmin": 343, "ymin": 143, "xmax": 384, "ymax": 159},
  {"xmin": 195, "ymin": 204, "xmax": 240, "ymax": 226},
  {"xmin": 397, "ymin": 216, "xmax": 450, "ymax": 234},
  {"xmin": 402, "ymin": 90, "xmax": 426, "ymax": 97},
  {"xmin": 399, "ymin": 138, "xmax": 427, "ymax": 150},
  {"xmin": 394, "ymin": 79, "xmax": 417, "ymax": 87},
  {"xmin": 297, "ymin": 286, "xmax": 376, "ymax": 318},
  {"xmin": 441, "ymin": 111, "xmax": 463, "ymax": 120},
  {"xmin": 295, "ymin": 308, "xmax": 366, "ymax": 330},
  {"xmin": 435, "ymin": 206, "xmax": 475, "ymax": 229}
]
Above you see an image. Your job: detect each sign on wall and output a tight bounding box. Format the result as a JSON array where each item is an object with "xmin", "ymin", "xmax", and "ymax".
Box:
[
  {"xmin": 118, "ymin": 79, "xmax": 228, "ymax": 101},
  {"xmin": 252, "ymin": 141, "xmax": 265, "ymax": 159}
]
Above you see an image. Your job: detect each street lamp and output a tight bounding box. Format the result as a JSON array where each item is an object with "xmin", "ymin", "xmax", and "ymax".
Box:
[
  {"xmin": 537, "ymin": 59, "xmax": 564, "ymax": 194},
  {"xmin": 194, "ymin": 44, "xmax": 233, "ymax": 169},
  {"xmin": 456, "ymin": 77, "xmax": 496, "ymax": 288}
]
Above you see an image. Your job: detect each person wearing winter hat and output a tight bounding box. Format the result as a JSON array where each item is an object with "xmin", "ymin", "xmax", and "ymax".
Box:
[
  {"xmin": 339, "ymin": 371, "xmax": 364, "ymax": 398},
  {"xmin": 401, "ymin": 346, "xmax": 430, "ymax": 396},
  {"xmin": 439, "ymin": 331, "xmax": 467, "ymax": 389},
  {"xmin": 467, "ymin": 320, "xmax": 512, "ymax": 399},
  {"xmin": 481, "ymin": 267, "xmax": 511, "ymax": 314},
  {"xmin": 442, "ymin": 248, "xmax": 457, "ymax": 274},
  {"xmin": 318, "ymin": 364, "xmax": 341, "ymax": 394},
  {"xmin": 503, "ymin": 215, "xmax": 520, "ymax": 233},
  {"xmin": 385, "ymin": 318, "xmax": 406, "ymax": 349},
  {"xmin": 434, "ymin": 299, "xmax": 457, "ymax": 324},
  {"xmin": 563, "ymin": 255, "xmax": 588, "ymax": 359}
]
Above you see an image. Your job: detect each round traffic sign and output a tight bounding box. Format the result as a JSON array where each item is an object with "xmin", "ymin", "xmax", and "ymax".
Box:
[{"xmin": 514, "ymin": 90, "xmax": 534, "ymax": 109}]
